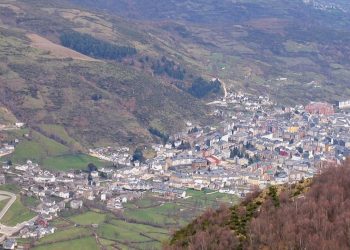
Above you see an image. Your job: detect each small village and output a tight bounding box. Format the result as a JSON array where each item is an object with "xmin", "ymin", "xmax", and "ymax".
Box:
[{"xmin": 0, "ymin": 91, "xmax": 350, "ymax": 248}]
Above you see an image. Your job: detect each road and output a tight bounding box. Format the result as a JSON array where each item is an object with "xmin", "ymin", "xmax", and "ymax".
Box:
[
  {"xmin": 218, "ymin": 78, "xmax": 228, "ymax": 99},
  {"xmin": 206, "ymin": 78, "xmax": 228, "ymax": 106},
  {"xmin": 0, "ymin": 191, "xmax": 16, "ymax": 220},
  {"xmin": 0, "ymin": 191, "xmax": 37, "ymax": 243},
  {"xmin": 0, "ymin": 216, "xmax": 38, "ymax": 243}
]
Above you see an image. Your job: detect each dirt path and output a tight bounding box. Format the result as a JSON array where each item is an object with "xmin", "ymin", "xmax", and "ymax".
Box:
[
  {"xmin": 27, "ymin": 33, "xmax": 99, "ymax": 62},
  {"xmin": 218, "ymin": 78, "xmax": 228, "ymax": 98}
]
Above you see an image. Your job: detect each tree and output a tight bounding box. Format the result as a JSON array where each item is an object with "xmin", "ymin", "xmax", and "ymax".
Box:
[
  {"xmin": 188, "ymin": 77, "xmax": 222, "ymax": 98},
  {"xmin": 60, "ymin": 31, "xmax": 136, "ymax": 60},
  {"xmin": 151, "ymin": 56, "xmax": 186, "ymax": 80},
  {"xmin": 87, "ymin": 163, "xmax": 97, "ymax": 172},
  {"xmin": 132, "ymin": 148, "xmax": 144, "ymax": 162}
]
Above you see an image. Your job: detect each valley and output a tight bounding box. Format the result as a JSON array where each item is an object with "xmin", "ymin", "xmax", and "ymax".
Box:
[{"xmin": 0, "ymin": 0, "xmax": 349, "ymax": 249}]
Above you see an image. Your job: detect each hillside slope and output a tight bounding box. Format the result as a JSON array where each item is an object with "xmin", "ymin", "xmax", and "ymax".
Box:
[
  {"xmin": 167, "ymin": 161, "xmax": 350, "ymax": 249},
  {"xmin": 1, "ymin": 0, "xmax": 350, "ymax": 149},
  {"xmin": 0, "ymin": 0, "xmax": 212, "ymax": 147},
  {"xmin": 72, "ymin": 0, "xmax": 350, "ymax": 104}
]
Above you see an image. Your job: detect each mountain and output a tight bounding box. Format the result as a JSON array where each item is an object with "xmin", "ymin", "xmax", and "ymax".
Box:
[
  {"xmin": 71, "ymin": 0, "xmax": 350, "ymax": 104},
  {"xmin": 0, "ymin": 0, "xmax": 215, "ymax": 149},
  {"xmin": 167, "ymin": 161, "xmax": 350, "ymax": 249},
  {"xmin": 1, "ymin": 0, "xmax": 350, "ymax": 150}
]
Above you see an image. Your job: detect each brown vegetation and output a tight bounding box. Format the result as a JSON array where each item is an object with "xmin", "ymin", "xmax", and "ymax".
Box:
[{"xmin": 167, "ymin": 160, "xmax": 350, "ymax": 250}]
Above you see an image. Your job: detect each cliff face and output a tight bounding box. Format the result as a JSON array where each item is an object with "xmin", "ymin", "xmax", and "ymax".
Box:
[{"xmin": 167, "ymin": 161, "xmax": 350, "ymax": 250}]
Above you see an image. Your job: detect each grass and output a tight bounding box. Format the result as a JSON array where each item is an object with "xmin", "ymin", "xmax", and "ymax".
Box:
[
  {"xmin": 186, "ymin": 189, "xmax": 239, "ymax": 206},
  {"xmin": 0, "ymin": 107, "xmax": 16, "ymax": 124},
  {"xmin": 9, "ymin": 130, "xmax": 69, "ymax": 164},
  {"xmin": 69, "ymin": 211, "xmax": 106, "ymax": 225},
  {"xmin": 51, "ymin": 217, "xmax": 72, "ymax": 228},
  {"xmin": 36, "ymin": 227, "xmax": 91, "ymax": 245},
  {"xmin": 0, "ymin": 195, "xmax": 36, "ymax": 226},
  {"xmin": 124, "ymin": 203, "xmax": 181, "ymax": 226},
  {"xmin": 33, "ymin": 237, "xmax": 99, "ymax": 250},
  {"xmin": 39, "ymin": 124, "xmax": 83, "ymax": 150},
  {"xmin": 22, "ymin": 195, "xmax": 40, "ymax": 208},
  {"xmin": 0, "ymin": 197, "xmax": 9, "ymax": 212},
  {"xmin": 98, "ymin": 223, "xmax": 150, "ymax": 242},
  {"xmin": 2, "ymin": 127, "xmax": 108, "ymax": 171},
  {"xmin": 110, "ymin": 219, "xmax": 168, "ymax": 236},
  {"xmin": 40, "ymin": 190, "xmax": 238, "ymax": 249},
  {"xmin": 42, "ymin": 153, "xmax": 108, "ymax": 171},
  {"xmin": 0, "ymin": 184, "xmax": 20, "ymax": 194},
  {"xmin": 124, "ymin": 190, "xmax": 239, "ymax": 227},
  {"xmin": 99, "ymin": 238, "xmax": 115, "ymax": 248}
]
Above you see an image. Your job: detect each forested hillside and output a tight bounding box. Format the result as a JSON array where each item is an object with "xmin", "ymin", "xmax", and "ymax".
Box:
[{"xmin": 167, "ymin": 161, "xmax": 350, "ymax": 249}]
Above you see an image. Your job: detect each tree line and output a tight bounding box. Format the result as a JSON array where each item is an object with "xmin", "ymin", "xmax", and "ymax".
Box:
[{"xmin": 60, "ymin": 31, "xmax": 137, "ymax": 60}]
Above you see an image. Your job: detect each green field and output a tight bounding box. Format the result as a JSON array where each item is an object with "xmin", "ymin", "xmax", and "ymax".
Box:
[
  {"xmin": 39, "ymin": 124, "xmax": 81, "ymax": 148},
  {"xmin": 42, "ymin": 154, "xmax": 107, "ymax": 171},
  {"xmin": 32, "ymin": 190, "xmax": 239, "ymax": 249},
  {"xmin": 69, "ymin": 211, "xmax": 106, "ymax": 225},
  {"xmin": 33, "ymin": 237, "xmax": 99, "ymax": 250},
  {"xmin": 0, "ymin": 197, "xmax": 9, "ymax": 212},
  {"xmin": 36, "ymin": 227, "xmax": 91, "ymax": 245},
  {"xmin": 8, "ymin": 130, "xmax": 69, "ymax": 164},
  {"xmin": 124, "ymin": 202, "xmax": 183, "ymax": 226},
  {"xmin": 21, "ymin": 196, "xmax": 40, "ymax": 208},
  {"xmin": 0, "ymin": 184, "xmax": 20, "ymax": 194},
  {"xmin": 0, "ymin": 128, "xmax": 108, "ymax": 171},
  {"xmin": 124, "ymin": 189, "xmax": 239, "ymax": 227},
  {"xmin": 0, "ymin": 195, "xmax": 36, "ymax": 226}
]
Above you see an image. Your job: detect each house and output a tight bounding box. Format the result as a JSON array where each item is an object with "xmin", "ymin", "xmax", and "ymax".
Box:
[
  {"xmin": 0, "ymin": 174, "xmax": 5, "ymax": 185},
  {"xmin": 90, "ymin": 171, "xmax": 99, "ymax": 178},
  {"xmin": 35, "ymin": 217, "xmax": 49, "ymax": 228},
  {"xmin": 206, "ymin": 155, "xmax": 220, "ymax": 166},
  {"xmin": 3, "ymin": 239, "xmax": 17, "ymax": 250},
  {"xmin": 191, "ymin": 158, "xmax": 208, "ymax": 169},
  {"xmin": 70, "ymin": 200, "xmax": 83, "ymax": 209},
  {"xmin": 57, "ymin": 191, "xmax": 70, "ymax": 199},
  {"xmin": 337, "ymin": 100, "xmax": 350, "ymax": 109},
  {"xmin": 101, "ymin": 193, "xmax": 107, "ymax": 201},
  {"xmin": 15, "ymin": 122, "xmax": 25, "ymax": 128}
]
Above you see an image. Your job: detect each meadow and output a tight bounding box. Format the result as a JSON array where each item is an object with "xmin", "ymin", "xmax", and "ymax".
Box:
[
  {"xmin": 31, "ymin": 190, "xmax": 239, "ymax": 250},
  {"xmin": 1, "ymin": 128, "xmax": 108, "ymax": 171}
]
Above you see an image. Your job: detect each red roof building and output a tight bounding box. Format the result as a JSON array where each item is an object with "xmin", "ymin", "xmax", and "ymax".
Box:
[
  {"xmin": 305, "ymin": 102, "xmax": 334, "ymax": 116},
  {"xmin": 206, "ymin": 155, "xmax": 220, "ymax": 166}
]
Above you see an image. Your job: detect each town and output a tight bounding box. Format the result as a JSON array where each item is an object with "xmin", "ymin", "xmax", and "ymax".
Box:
[{"xmin": 0, "ymin": 91, "xmax": 349, "ymax": 249}]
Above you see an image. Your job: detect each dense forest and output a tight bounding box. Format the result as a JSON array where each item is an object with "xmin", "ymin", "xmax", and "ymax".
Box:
[
  {"xmin": 152, "ymin": 56, "xmax": 186, "ymax": 80},
  {"xmin": 166, "ymin": 160, "xmax": 350, "ymax": 250},
  {"xmin": 188, "ymin": 77, "xmax": 222, "ymax": 98},
  {"xmin": 60, "ymin": 31, "xmax": 137, "ymax": 60}
]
